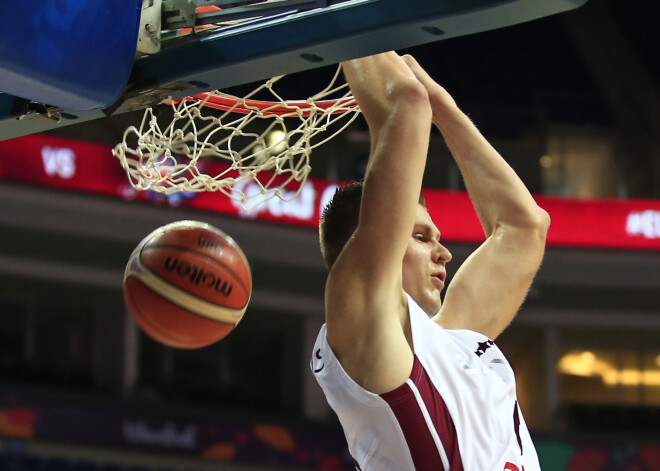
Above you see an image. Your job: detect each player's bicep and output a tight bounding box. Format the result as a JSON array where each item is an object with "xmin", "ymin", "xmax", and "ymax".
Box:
[
  {"xmin": 436, "ymin": 224, "xmax": 547, "ymax": 339},
  {"xmin": 324, "ymin": 258, "xmax": 413, "ymax": 393}
]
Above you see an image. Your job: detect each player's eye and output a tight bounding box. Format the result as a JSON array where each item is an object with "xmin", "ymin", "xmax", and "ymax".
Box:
[{"xmin": 413, "ymin": 233, "xmax": 427, "ymax": 242}]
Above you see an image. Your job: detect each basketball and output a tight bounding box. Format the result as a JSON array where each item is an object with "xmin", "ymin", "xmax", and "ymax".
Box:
[{"xmin": 123, "ymin": 220, "xmax": 252, "ymax": 349}]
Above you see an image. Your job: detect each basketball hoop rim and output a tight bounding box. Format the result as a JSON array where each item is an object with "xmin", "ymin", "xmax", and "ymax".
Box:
[
  {"xmin": 117, "ymin": 66, "xmax": 362, "ymax": 207},
  {"xmin": 173, "ymin": 92, "xmax": 358, "ymax": 117}
]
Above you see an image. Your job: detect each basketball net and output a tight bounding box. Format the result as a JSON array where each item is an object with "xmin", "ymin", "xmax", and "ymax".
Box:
[{"xmin": 113, "ymin": 65, "xmax": 360, "ymax": 210}]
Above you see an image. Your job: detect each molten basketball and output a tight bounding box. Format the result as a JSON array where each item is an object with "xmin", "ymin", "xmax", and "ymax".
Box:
[{"xmin": 123, "ymin": 220, "xmax": 252, "ymax": 349}]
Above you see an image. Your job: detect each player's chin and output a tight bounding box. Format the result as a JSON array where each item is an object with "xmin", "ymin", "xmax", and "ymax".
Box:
[{"xmin": 424, "ymin": 290, "xmax": 442, "ymax": 315}]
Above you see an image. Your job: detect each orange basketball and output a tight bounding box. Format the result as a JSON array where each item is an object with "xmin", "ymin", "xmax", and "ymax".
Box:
[{"xmin": 123, "ymin": 220, "xmax": 252, "ymax": 349}]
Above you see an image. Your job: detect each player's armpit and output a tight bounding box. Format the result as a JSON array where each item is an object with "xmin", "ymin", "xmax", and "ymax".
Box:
[{"xmin": 435, "ymin": 218, "xmax": 549, "ymax": 340}]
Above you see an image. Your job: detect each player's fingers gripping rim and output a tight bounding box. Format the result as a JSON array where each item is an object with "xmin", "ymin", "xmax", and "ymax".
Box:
[
  {"xmin": 400, "ymin": 54, "xmax": 455, "ymax": 109},
  {"xmin": 400, "ymin": 54, "xmax": 436, "ymax": 87}
]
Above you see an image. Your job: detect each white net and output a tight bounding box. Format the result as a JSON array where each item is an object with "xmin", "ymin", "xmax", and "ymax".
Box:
[{"xmin": 113, "ymin": 65, "xmax": 360, "ymax": 209}]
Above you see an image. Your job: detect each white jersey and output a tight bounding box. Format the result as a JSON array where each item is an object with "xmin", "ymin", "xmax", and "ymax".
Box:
[{"xmin": 311, "ymin": 294, "xmax": 541, "ymax": 471}]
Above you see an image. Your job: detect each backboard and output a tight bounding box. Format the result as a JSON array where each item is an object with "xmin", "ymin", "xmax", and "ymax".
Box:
[{"xmin": 0, "ymin": 0, "xmax": 588, "ymax": 141}]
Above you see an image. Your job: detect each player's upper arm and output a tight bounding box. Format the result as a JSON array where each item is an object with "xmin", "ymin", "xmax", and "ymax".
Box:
[
  {"xmin": 436, "ymin": 209, "xmax": 550, "ymax": 340},
  {"xmin": 323, "ymin": 57, "xmax": 432, "ymax": 392}
]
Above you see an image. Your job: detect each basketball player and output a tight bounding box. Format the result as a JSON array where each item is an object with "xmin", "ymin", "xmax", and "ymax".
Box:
[{"xmin": 311, "ymin": 52, "xmax": 550, "ymax": 470}]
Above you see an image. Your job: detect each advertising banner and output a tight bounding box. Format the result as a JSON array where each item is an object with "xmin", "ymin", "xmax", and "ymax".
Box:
[{"xmin": 1, "ymin": 134, "xmax": 659, "ymax": 250}]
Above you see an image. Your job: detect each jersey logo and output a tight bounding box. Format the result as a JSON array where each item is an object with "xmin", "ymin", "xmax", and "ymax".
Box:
[
  {"xmin": 312, "ymin": 348, "xmax": 324, "ymax": 373},
  {"xmin": 475, "ymin": 339, "xmax": 494, "ymax": 357}
]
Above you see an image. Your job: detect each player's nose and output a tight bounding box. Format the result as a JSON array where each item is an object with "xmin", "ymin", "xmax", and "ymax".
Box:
[{"xmin": 432, "ymin": 240, "xmax": 452, "ymax": 263}]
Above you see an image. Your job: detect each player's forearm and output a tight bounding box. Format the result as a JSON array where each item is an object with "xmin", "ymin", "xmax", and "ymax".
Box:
[
  {"xmin": 431, "ymin": 94, "xmax": 548, "ymax": 236},
  {"xmin": 343, "ymin": 54, "xmax": 432, "ymax": 254}
]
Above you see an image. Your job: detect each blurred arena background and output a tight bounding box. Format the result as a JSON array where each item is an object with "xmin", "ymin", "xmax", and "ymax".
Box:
[{"xmin": 1, "ymin": 0, "xmax": 660, "ymax": 470}]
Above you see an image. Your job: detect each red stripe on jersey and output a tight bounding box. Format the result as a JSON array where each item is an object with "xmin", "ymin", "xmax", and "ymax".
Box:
[{"xmin": 380, "ymin": 355, "xmax": 463, "ymax": 471}]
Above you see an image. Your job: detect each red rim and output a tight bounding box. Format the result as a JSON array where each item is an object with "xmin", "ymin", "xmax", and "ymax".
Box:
[{"xmin": 174, "ymin": 92, "xmax": 357, "ymax": 117}]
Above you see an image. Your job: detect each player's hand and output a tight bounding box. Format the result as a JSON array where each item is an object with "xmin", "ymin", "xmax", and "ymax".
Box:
[
  {"xmin": 400, "ymin": 54, "xmax": 457, "ymax": 116},
  {"xmin": 342, "ymin": 52, "xmax": 428, "ymax": 131}
]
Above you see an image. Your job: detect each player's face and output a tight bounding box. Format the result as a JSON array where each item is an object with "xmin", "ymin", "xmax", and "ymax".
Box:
[{"xmin": 402, "ymin": 205, "xmax": 452, "ymax": 316}]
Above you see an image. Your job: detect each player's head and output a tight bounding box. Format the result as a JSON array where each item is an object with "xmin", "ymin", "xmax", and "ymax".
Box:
[{"xmin": 320, "ymin": 181, "xmax": 451, "ymax": 315}]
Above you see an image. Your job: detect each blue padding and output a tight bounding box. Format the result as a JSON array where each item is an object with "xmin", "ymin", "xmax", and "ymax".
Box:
[{"xmin": 0, "ymin": 0, "xmax": 142, "ymax": 110}]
